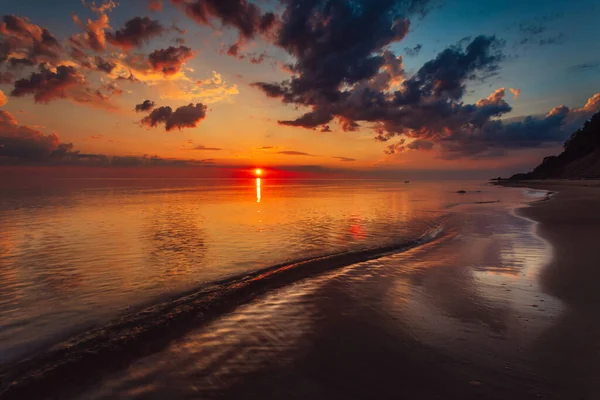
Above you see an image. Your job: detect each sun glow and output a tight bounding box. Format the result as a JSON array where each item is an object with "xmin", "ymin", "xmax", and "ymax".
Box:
[{"xmin": 255, "ymin": 168, "xmax": 263, "ymax": 176}]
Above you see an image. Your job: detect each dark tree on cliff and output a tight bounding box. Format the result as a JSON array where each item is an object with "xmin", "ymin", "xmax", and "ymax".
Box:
[{"xmin": 511, "ymin": 111, "xmax": 600, "ymax": 179}]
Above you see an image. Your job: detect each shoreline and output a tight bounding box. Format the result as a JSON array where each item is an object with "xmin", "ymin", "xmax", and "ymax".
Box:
[{"xmin": 498, "ymin": 179, "xmax": 600, "ymax": 399}]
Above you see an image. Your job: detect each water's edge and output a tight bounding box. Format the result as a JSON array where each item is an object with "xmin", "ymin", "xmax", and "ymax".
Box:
[{"xmin": 0, "ymin": 224, "xmax": 446, "ymax": 399}]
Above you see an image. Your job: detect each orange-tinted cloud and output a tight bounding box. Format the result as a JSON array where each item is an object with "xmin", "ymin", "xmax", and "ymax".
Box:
[
  {"xmin": 0, "ymin": 15, "xmax": 62, "ymax": 64},
  {"xmin": 148, "ymin": 0, "xmax": 163, "ymax": 12},
  {"xmin": 71, "ymin": 12, "xmax": 111, "ymax": 52}
]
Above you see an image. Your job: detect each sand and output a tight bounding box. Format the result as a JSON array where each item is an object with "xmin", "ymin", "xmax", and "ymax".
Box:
[{"xmin": 500, "ymin": 180, "xmax": 600, "ymax": 399}]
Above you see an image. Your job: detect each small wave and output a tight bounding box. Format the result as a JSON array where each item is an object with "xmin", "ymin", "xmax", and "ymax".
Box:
[{"xmin": 0, "ymin": 224, "xmax": 446, "ymax": 399}]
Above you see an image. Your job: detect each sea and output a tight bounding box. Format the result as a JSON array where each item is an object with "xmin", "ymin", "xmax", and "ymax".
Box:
[{"xmin": 0, "ymin": 177, "xmax": 560, "ymax": 398}]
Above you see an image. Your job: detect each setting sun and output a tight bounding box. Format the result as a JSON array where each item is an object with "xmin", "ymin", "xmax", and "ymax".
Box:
[{"xmin": 255, "ymin": 168, "xmax": 263, "ymax": 176}]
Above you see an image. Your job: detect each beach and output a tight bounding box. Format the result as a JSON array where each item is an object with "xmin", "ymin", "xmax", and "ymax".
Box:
[
  {"xmin": 1, "ymin": 180, "xmax": 599, "ymax": 399},
  {"xmin": 500, "ymin": 180, "xmax": 600, "ymax": 399}
]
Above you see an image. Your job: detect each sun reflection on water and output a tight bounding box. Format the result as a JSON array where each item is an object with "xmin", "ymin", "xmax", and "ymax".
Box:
[{"xmin": 256, "ymin": 178, "xmax": 261, "ymax": 203}]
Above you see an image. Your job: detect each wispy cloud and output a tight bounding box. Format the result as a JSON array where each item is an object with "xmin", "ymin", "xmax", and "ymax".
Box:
[
  {"xmin": 567, "ymin": 63, "xmax": 599, "ymax": 73},
  {"xmin": 277, "ymin": 150, "xmax": 317, "ymax": 156},
  {"xmin": 191, "ymin": 145, "xmax": 222, "ymax": 151},
  {"xmin": 333, "ymin": 156, "xmax": 356, "ymax": 162}
]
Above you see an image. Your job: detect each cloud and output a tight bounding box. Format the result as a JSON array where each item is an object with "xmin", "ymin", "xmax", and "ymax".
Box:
[
  {"xmin": 567, "ymin": 63, "xmax": 599, "ymax": 73},
  {"xmin": 251, "ymin": 13, "xmax": 598, "ymax": 160},
  {"xmin": 107, "ymin": 17, "xmax": 166, "ymax": 50},
  {"xmin": 509, "ymin": 87, "xmax": 520, "ymax": 100},
  {"xmin": 84, "ymin": 0, "xmax": 118, "ymax": 15},
  {"xmin": 155, "ymin": 70, "xmax": 239, "ymax": 104},
  {"xmin": 333, "ymin": 156, "xmax": 356, "ymax": 162},
  {"xmin": 140, "ymin": 102, "xmax": 208, "ymax": 131},
  {"xmin": 276, "ymin": 150, "xmax": 317, "ymax": 156},
  {"xmin": 172, "ymin": 0, "xmax": 277, "ymax": 40},
  {"xmin": 0, "ymin": 109, "xmax": 65, "ymax": 160},
  {"xmin": 0, "ymin": 72, "xmax": 14, "ymax": 83},
  {"xmin": 11, "ymin": 64, "xmax": 87, "ymax": 103},
  {"xmin": 191, "ymin": 145, "xmax": 222, "ymax": 151},
  {"xmin": 384, "ymin": 138, "xmax": 434, "ymax": 154},
  {"xmin": 95, "ymin": 56, "xmax": 116, "ymax": 73},
  {"xmin": 405, "ymin": 44, "xmax": 422, "ymax": 57},
  {"xmin": 135, "ymin": 99, "xmax": 155, "ymax": 112},
  {"xmin": 148, "ymin": 0, "xmax": 163, "ymax": 12},
  {"xmin": 10, "ymin": 63, "xmax": 121, "ymax": 111},
  {"xmin": 71, "ymin": 11, "xmax": 111, "ymax": 52},
  {"xmin": 148, "ymin": 45, "xmax": 195, "ymax": 75},
  {"xmin": 254, "ymin": 0, "xmax": 433, "ymax": 109},
  {"xmin": 517, "ymin": 20, "xmax": 564, "ymax": 47},
  {"xmin": 577, "ymin": 93, "xmax": 600, "ymax": 113},
  {"xmin": 256, "ymin": 34, "xmax": 504, "ymax": 134},
  {"xmin": 0, "ymin": 15, "xmax": 62, "ymax": 65},
  {"xmin": 0, "ymin": 89, "xmax": 6, "ymax": 106}
]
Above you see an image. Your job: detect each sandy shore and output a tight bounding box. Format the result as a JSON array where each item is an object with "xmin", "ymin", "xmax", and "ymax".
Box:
[{"xmin": 499, "ymin": 180, "xmax": 600, "ymax": 399}]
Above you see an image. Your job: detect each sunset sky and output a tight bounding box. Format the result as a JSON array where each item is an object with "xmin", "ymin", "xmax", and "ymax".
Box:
[{"xmin": 1, "ymin": 0, "xmax": 599, "ymax": 178}]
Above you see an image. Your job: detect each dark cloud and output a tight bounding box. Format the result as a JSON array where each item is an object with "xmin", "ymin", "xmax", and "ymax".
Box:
[
  {"xmin": 0, "ymin": 109, "xmax": 63, "ymax": 160},
  {"xmin": 257, "ymin": 34, "xmax": 504, "ymax": 132},
  {"xmin": 191, "ymin": 145, "xmax": 222, "ymax": 151},
  {"xmin": 263, "ymin": 0, "xmax": 430, "ymax": 104},
  {"xmin": 519, "ymin": 22, "xmax": 546, "ymax": 36},
  {"xmin": 255, "ymin": 146, "xmax": 274, "ymax": 150},
  {"xmin": 11, "ymin": 64, "xmax": 86, "ymax": 103},
  {"xmin": 405, "ymin": 44, "xmax": 422, "ymax": 57},
  {"xmin": 253, "ymin": 14, "xmax": 592, "ymax": 160},
  {"xmin": 517, "ymin": 20, "xmax": 564, "ymax": 47},
  {"xmin": 95, "ymin": 56, "xmax": 116, "ymax": 73},
  {"xmin": 276, "ymin": 150, "xmax": 316, "ymax": 156},
  {"xmin": 0, "ymin": 71, "xmax": 14, "ymax": 83},
  {"xmin": 172, "ymin": 0, "xmax": 277, "ymax": 40},
  {"xmin": 8, "ymin": 57, "xmax": 36, "ymax": 68},
  {"xmin": 107, "ymin": 17, "xmax": 166, "ymax": 50},
  {"xmin": 333, "ymin": 156, "xmax": 356, "ymax": 162},
  {"xmin": 148, "ymin": 45, "xmax": 194, "ymax": 75},
  {"xmin": 140, "ymin": 103, "xmax": 208, "ymax": 131},
  {"xmin": 135, "ymin": 99, "xmax": 156, "ymax": 112},
  {"xmin": 567, "ymin": 63, "xmax": 599, "ymax": 73}
]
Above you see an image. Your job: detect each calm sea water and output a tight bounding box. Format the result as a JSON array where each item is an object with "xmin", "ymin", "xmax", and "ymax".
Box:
[{"xmin": 0, "ymin": 179, "xmax": 547, "ymax": 367}]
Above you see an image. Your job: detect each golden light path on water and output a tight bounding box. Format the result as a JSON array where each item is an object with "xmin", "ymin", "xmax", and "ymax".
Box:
[{"xmin": 256, "ymin": 178, "xmax": 262, "ymax": 203}]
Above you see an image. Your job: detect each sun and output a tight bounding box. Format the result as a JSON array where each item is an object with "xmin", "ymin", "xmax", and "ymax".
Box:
[{"xmin": 255, "ymin": 168, "xmax": 263, "ymax": 176}]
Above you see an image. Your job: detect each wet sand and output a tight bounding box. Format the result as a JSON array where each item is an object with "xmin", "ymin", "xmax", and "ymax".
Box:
[
  {"xmin": 501, "ymin": 180, "xmax": 600, "ymax": 399},
  {"xmin": 75, "ymin": 188, "xmax": 575, "ymax": 400}
]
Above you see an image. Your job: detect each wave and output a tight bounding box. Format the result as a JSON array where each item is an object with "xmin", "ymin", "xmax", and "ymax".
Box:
[{"xmin": 0, "ymin": 224, "xmax": 446, "ymax": 399}]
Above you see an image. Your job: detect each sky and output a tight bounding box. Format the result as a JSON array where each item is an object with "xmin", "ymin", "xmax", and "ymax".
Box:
[{"xmin": 0, "ymin": 0, "xmax": 599, "ymax": 179}]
